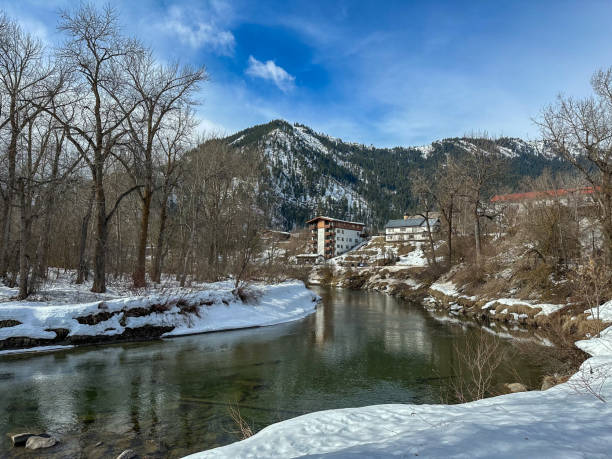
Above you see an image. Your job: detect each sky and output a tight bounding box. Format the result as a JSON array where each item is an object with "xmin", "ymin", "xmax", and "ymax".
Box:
[{"xmin": 3, "ymin": 0, "xmax": 612, "ymax": 147}]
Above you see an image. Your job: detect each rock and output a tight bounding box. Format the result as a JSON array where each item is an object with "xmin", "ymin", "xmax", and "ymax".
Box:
[
  {"xmin": 25, "ymin": 435, "xmax": 57, "ymax": 450},
  {"xmin": 504, "ymin": 382, "xmax": 528, "ymax": 393},
  {"xmin": 10, "ymin": 432, "xmax": 36, "ymax": 447},
  {"xmin": 541, "ymin": 375, "xmax": 564, "ymax": 390},
  {"xmin": 116, "ymin": 449, "xmax": 138, "ymax": 459}
]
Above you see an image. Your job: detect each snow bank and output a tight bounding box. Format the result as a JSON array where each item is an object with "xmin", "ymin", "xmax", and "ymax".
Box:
[
  {"xmin": 0, "ymin": 281, "xmax": 319, "ymax": 350},
  {"xmin": 187, "ymin": 325, "xmax": 612, "ymax": 458},
  {"xmin": 482, "ymin": 298, "xmax": 565, "ymax": 316},
  {"xmin": 165, "ymin": 282, "xmax": 319, "ymax": 337}
]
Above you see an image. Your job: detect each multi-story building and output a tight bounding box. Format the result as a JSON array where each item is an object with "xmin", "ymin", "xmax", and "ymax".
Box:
[
  {"xmin": 490, "ymin": 187, "xmax": 597, "ymax": 212},
  {"xmin": 307, "ymin": 216, "xmax": 366, "ymax": 259},
  {"xmin": 384, "ymin": 215, "xmax": 440, "ymax": 242}
]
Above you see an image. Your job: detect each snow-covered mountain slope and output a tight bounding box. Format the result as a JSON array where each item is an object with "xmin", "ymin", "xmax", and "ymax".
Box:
[{"xmin": 224, "ymin": 120, "xmax": 569, "ymax": 230}]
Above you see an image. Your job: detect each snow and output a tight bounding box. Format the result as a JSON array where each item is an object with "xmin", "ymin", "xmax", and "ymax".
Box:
[
  {"xmin": 0, "ymin": 345, "xmax": 74, "ymax": 356},
  {"xmin": 587, "ymin": 300, "xmax": 612, "ymax": 321},
  {"xmin": 396, "ymin": 245, "xmax": 428, "ymax": 267},
  {"xmin": 414, "ymin": 143, "xmax": 434, "ymax": 158},
  {"xmin": 0, "ymin": 281, "xmax": 319, "ymax": 350},
  {"xmin": 482, "ymin": 298, "xmax": 565, "ymax": 316},
  {"xmin": 186, "ymin": 324, "xmax": 612, "ymax": 458},
  {"xmin": 430, "ymin": 281, "xmax": 459, "ymax": 297}
]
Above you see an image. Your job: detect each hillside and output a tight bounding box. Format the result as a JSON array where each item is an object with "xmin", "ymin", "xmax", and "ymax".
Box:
[{"xmin": 225, "ymin": 120, "xmax": 570, "ymax": 230}]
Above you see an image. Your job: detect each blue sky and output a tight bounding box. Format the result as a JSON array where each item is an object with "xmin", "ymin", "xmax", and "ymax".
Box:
[{"xmin": 4, "ymin": 0, "xmax": 612, "ymax": 147}]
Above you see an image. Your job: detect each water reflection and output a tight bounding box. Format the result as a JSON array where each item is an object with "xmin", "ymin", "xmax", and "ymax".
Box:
[{"xmin": 0, "ymin": 287, "xmax": 545, "ymax": 458}]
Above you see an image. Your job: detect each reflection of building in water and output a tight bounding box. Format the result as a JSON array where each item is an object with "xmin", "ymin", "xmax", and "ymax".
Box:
[
  {"xmin": 314, "ymin": 306, "xmax": 328, "ymax": 347},
  {"xmin": 379, "ymin": 303, "xmax": 432, "ymax": 356},
  {"xmin": 317, "ymin": 289, "xmax": 434, "ymax": 359}
]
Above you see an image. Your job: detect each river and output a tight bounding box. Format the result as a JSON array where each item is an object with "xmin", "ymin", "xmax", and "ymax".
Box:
[{"xmin": 0, "ymin": 287, "xmax": 546, "ymax": 457}]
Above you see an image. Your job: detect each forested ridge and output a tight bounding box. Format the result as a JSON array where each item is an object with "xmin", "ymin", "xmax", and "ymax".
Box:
[{"xmin": 226, "ymin": 120, "xmax": 572, "ymax": 229}]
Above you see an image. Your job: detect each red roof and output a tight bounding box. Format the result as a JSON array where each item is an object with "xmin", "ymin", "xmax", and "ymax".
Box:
[{"xmin": 491, "ymin": 186, "xmax": 597, "ymax": 203}]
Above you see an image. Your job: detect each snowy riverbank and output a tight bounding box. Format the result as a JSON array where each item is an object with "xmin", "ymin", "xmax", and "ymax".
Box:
[
  {"xmin": 186, "ymin": 324, "xmax": 612, "ymax": 458},
  {"xmin": 0, "ymin": 281, "xmax": 319, "ymax": 353}
]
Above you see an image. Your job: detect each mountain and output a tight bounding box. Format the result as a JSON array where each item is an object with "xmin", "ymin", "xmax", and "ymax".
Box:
[{"xmin": 225, "ymin": 120, "xmax": 570, "ymax": 230}]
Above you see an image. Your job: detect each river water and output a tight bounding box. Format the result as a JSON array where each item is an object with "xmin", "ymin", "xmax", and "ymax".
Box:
[{"xmin": 0, "ymin": 287, "xmax": 546, "ymax": 457}]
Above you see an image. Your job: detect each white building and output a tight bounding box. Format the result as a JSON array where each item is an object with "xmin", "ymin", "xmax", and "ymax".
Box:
[
  {"xmin": 384, "ymin": 215, "xmax": 440, "ymax": 242},
  {"xmin": 307, "ymin": 216, "xmax": 366, "ymax": 259}
]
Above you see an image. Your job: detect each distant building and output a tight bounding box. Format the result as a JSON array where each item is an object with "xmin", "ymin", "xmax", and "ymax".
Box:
[
  {"xmin": 491, "ymin": 187, "xmax": 597, "ymax": 213},
  {"xmin": 307, "ymin": 216, "xmax": 366, "ymax": 259},
  {"xmin": 384, "ymin": 214, "xmax": 440, "ymax": 242}
]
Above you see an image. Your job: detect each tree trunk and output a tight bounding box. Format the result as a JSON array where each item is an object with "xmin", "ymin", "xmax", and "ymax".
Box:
[
  {"xmin": 151, "ymin": 186, "xmax": 169, "ymax": 283},
  {"xmin": 17, "ymin": 179, "xmax": 29, "ymax": 300},
  {"xmin": 0, "ymin": 197, "xmax": 12, "ymax": 279},
  {"xmin": 474, "ymin": 205, "xmax": 482, "ymax": 265},
  {"xmin": 35, "ymin": 203, "xmax": 52, "ymax": 280},
  {"xmin": 132, "ymin": 185, "xmax": 152, "ymax": 287},
  {"xmin": 36, "ymin": 150, "xmax": 61, "ymax": 280},
  {"xmin": 424, "ymin": 213, "xmax": 438, "ymax": 268},
  {"xmin": 92, "ymin": 167, "xmax": 107, "ymax": 293},
  {"xmin": 446, "ymin": 203, "xmax": 453, "ymax": 266},
  {"xmin": 76, "ymin": 185, "xmax": 95, "ymax": 284},
  {"xmin": 0, "ymin": 131, "xmax": 17, "ymax": 278}
]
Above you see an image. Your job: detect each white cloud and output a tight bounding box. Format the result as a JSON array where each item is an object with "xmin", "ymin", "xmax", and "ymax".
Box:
[
  {"xmin": 245, "ymin": 56, "xmax": 295, "ymax": 92},
  {"xmin": 161, "ymin": 6, "xmax": 235, "ymax": 55}
]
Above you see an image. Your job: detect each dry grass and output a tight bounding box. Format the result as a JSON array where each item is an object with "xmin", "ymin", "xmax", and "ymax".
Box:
[{"xmin": 228, "ymin": 403, "xmax": 254, "ymax": 439}]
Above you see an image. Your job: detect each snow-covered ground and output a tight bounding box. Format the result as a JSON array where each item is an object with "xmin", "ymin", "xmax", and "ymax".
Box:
[
  {"xmin": 396, "ymin": 245, "xmax": 428, "ymax": 267},
  {"xmin": 0, "ymin": 280, "xmax": 319, "ymax": 353},
  {"xmin": 186, "ymin": 324, "xmax": 612, "ymax": 458},
  {"xmin": 482, "ymin": 298, "xmax": 565, "ymax": 316}
]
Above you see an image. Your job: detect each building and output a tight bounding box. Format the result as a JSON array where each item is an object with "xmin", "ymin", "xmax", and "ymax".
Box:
[
  {"xmin": 307, "ymin": 216, "xmax": 366, "ymax": 259},
  {"xmin": 384, "ymin": 214, "xmax": 440, "ymax": 242},
  {"xmin": 491, "ymin": 187, "xmax": 598, "ymax": 214}
]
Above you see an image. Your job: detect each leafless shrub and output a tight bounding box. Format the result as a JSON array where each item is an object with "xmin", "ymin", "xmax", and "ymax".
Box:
[
  {"xmin": 448, "ymin": 331, "xmax": 509, "ymax": 402},
  {"xmin": 233, "ymin": 284, "xmax": 262, "ymax": 304},
  {"xmin": 568, "ymin": 361, "xmax": 609, "ymax": 402}
]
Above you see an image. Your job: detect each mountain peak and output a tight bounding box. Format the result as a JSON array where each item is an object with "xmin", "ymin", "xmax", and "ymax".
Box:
[{"xmin": 221, "ymin": 121, "xmax": 568, "ymax": 230}]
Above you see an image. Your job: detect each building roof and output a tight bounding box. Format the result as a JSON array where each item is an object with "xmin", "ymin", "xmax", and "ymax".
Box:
[
  {"xmin": 491, "ymin": 186, "xmax": 597, "ymax": 203},
  {"xmin": 384, "ymin": 217, "xmax": 439, "ymax": 229},
  {"xmin": 306, "ymin": 216, "xmax": 365, "ymax": 226}
]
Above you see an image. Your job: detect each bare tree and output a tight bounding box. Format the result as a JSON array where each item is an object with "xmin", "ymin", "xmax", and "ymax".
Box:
[
  {"xmin": 0, "ymin": 16, "xmax": 56, "ymax": 279},
  {"xmin": 539, "ymin": 68, "xmax": 612, "ymax": 265},
  {"xmin": 410, "ymin": 171, "xmax": 438, "ymax": 268},
  {"xmin": 122, "ymin": 50, "xmax": 206, "ymax": 287},
  {"xmin": 151, "ymin": 109, "xmax": 195, "ymax": 283},
  {"xmin": 50, "ymin": 4, "xmax": 143, "ymax": 292},
  {"xmin": 449, "ymin": 136, "xmax": 507, "ymax": 265}
]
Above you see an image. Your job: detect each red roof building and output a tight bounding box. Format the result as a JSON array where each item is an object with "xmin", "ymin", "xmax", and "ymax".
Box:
[{"xmin": 491, "ymin": 186, "xmax": 597, "ymax": 204}]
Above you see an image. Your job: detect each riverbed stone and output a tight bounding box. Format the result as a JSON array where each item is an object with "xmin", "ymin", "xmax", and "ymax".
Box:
[
  {"xmin": 9, "ymin": 432, "xmax": 36, "ymax": 447},
  {"xmin": 25, "ymin": 435, "xmax": 57, "ymax": 450},
  {"xmin": 116, "ymin": 449, "xmax": 137, "ymax": 459},
  {"xmin": 504, "ymin": 382, "xmax": 528, "ymax": 393}
]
